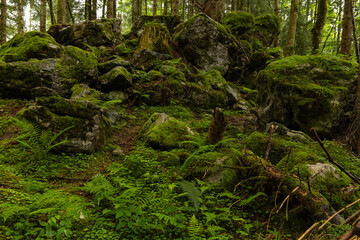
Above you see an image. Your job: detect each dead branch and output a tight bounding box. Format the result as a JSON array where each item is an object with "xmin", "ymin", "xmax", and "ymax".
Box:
[
  {"xmin": 298, "ymin": 222, "xmax": 320, "ymax": 240},
  {"xmin": 339, "ymin": 221, "xmax": 360, "ymax": 240},
  {"xmin": 311, "ymin": 128, "xmax": 360, "ymax": 185},
  {"xmin": 342, "ymin": 209, "xmax": 360, "ymax": 226},
  {"xmin": 264, "ymin": 124, "xmax": 274, "ymax": 161}
]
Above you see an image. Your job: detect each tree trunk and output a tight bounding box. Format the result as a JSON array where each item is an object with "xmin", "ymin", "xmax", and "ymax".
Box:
[
  {"xmin": 132, "ymin": 0, "xmax": 142, "ymax": 23},
  {"xmin": 48, "ymin": 0, "xmax": 55, "ymax": 25},
  {"xmin": 274, "ymin": 0, "xmax": 279, "ymax": 16},
  {"xmin": 85, "ymin": 0, "xmax": 90, "ymax": 20},
  {"xmin": 340, "ymin": 0, "xmax": 353, "ymax": 56},
  {"xmin": 203, "ymin": 0, "xmax": 224, "ymax": 22},
  {"xmin": 182, "ymin": 0, "xmax": 185, "ymax": 20},
  {"xmin": 207, "ymin": 108, "xmax": 226, "ymax": 145},
  {"xmin": 336, "ymin": 0, "xmax": 342, "ymax": 54},
  {"xmin": 113, "ymin": 0, "xmax": 116, "ymax": 18},
  {"xmin": 66, "ymin": 0, "xmax": 74, "ymax": 23},
  {"xmin": 171, "ymin": 0, "xmax": 179, "ymax": 15},
  {"xmin": 164, "ymin": 0, "xmax": 168, "ymax": 15},
  {"xmin": 107, "ymin": 0, "xmax": 114, "ymax": 18},
  {"xmin": 0, "ymin": 0, "xmax": 6, "ymax": 44},
  {"xmin": 92, "ymin": 0, "xmax": 97, "ymax": 19},
  {"xmin": 188, "ymin": 0, "xmax": 193, "ymax": 17},
  {"xmin": 40, "ymin": 0, "xmax": 46, "ymax": 32},
  {"xmin": 57, "ymin": 0, "xmax": 66, "ymax": 24},
  {"xmin": 153, "ymin": 0, "xmax": 157, "ymax": 15},
  {"xmin": 17, "ymin": 0, "xmax": 24, "ymax": 33},
  {"xmin": 311, "ymin": 0, "xmax": 327, "ymax": 54},
  {"xmin": 102, "ymin": 0, "xmax": 106, "ymax": 18},
  {"xmin": 285, "ymin": 0, "xmax": 299, "ymax": 56}
]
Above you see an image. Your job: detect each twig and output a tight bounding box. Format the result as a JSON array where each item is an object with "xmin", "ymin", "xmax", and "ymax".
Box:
[
  {"xmin": 311, "ymin": 128, "xmax": 360, "ymax": 185},
  {"xmin": 298, "ymin": 222, "xmax": 320, "ymax": 240},
  {"xmin": 264, "ymin": 124, "xmax": 274, "ymax": 162},
  {"xmin": 318, "ymin": 198, "xmax": 360, "ymax": 230},
  {"xmin": 342, "ymin": 209, "xmax": 360, "ymax": 226}
]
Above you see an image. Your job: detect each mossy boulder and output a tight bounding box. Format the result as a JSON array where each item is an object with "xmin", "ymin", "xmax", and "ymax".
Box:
[
  {"xmin": 222, "ymin": 11, "xmax": 254, "ymax": 37},
  {"xmin": 175, "ymin": 14, "xmax": 233, "ymax": 75},
  {"xmin": 48, "ymin": 19, "xmax": 122, "ymax": 49},
  {"xmin": 139, "ymin": 113, "xmax": 194, "ymax": 150},
  {"xmin": 98, "ymin": 57, "xmax": 132, "ymax": 74},
  {"xmin": 256, "ymin": 55, "xmax": 357, "ymax": 137},
  {"xmin": 130, "ymin": 15, "xmax": 181, "ymax": 37},
  {"xmin": 70, "ymin": 84, "xmax": 103, "ymax": 102},
  {"xmin": 0, "ymin": 31, "xmax": 61, "ymax": 63},
  {"xmin": 132, "ymin": 49, "xmax": 172, "ymax": 71},
  {"xmin": 252, "ymin": 14, "xmax": 281, "ymax": 47},
  {"xmin": 135, "ymin": 23, "xmax": 173, "ymax": 55},
  {"xmin": 0, "ymin": 59, "xmax": 75, "ymax": 99},
  {"xmin": 17, "ymin": 95, "xmax": 111, "ymax": 153},
  {"xmin": 98, "ymin": 66, "xmax": 133, "ymax": 91},
  {"xmin": 57, "ymin": 45, "xmax": 99, "ymax": 86}
]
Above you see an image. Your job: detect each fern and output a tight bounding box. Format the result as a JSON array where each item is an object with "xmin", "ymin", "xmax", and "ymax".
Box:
[
  {"xmin": 188, "ymin": 214, "xmax": 203, "ymax": 239},
  {"xmin": 178, "ymin": 181, "xmax": 202, "ymax": 211},
  {"xmin": 0, "ymin": 202, "xmax": 27, "ymax": 222}
]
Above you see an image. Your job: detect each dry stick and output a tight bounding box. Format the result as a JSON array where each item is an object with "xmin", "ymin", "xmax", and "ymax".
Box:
[
  {"xmin": 342, "ymin": 209, "xmax": 360, "ymax": 226},
  {"xmin": 264, "ymin": 124, "xmax": 274, "ymax": 162},
  {"xmin": 318, "ymin": 198, "xmax": 360, "ymax": 230},
  {"xmin": 276, "ymin": 165, "xmax": 328, "ymax": 214},
  {"xmin": 311, "ymin": 128, "xmax": 360, "ymax": 185},
  {"xmin": 298, "ymin": 222, "xmax": 320, "ymax": 240},
  {"xmin": 339, "ymin": 221, "xmax": 360, "ymax": 240}
]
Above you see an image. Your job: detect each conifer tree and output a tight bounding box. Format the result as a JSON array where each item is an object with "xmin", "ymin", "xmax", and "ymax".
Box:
[{"xmin": 0, "ymin": 0, "xmax": 6, "ymax": 43}]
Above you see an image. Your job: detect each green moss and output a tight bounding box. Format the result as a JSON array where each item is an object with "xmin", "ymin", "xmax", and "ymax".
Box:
[
  {"xmin": 223, "ymin": 11, "xmax": 254, "ymax": 36},
  {"xmin": 194, "ymin": 69, "xmax": 228, "ymax": 90},
  {"xmin": 70, "ymin": 84, "xmax": 103, "ymax": 102},
  {"xmin": 0, "ymin": 31, "xmax": 61, "ymax": 62},
  {"xmin": 56, "ymin": 45, "xmax": 98, "ymax": 81},
  {"xmin": 136, "ymin": 23, "xmax": 173, "ymax": 55},
  {"xmin": 254, "ymin": 14, "xmax": 281, "ymax": 35}
]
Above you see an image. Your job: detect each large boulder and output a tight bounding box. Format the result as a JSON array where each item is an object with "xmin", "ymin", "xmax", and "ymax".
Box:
[
  {"xmin": 0, "ymin": 31, "xmax": 61, "ymax": 62},
  {"xmin": 98, "ymin": 66, "xmax": 133, "ymax": 91},
  {"xmin": 139, "ymin": 113, "xmax": 194, "ymax": 150},
  {"xmin": 0, "ymin": 59, "xmax": 73, "ymax": 98},
  {"xmin": 256, "ymin": 55, "xmax": 358, "ymax": 137},
  {"xmin": 175, "ymin": 14, "xmax": 233, "ymax": 75},
  {"xmin": 17, "ymin": 96, "xmax": 111, "ymax": 153},
  {"xmin": 48, "ymin": 19, "xmax": 122, "ymax": 49},
  {"xmin": 132, "ymin": 49, "xmax": 172, "ymax": 71}
]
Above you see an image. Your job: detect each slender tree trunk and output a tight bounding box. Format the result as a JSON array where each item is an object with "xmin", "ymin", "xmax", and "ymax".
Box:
[
  {"xmin": 336, "ymin": 0, "xmax": 343, "ymax": 54},
  {"xmin": 85, "ymin": 0, "xmax": 90, "ymax": 20},
  {"xmin": 17, "ymin": 0, "xmax": 24, "ymax": 33},
  {"xmin": 231, "ymin": 0, "xmax": 235, "ymax": 11},
  {"xmin": 57, "ymin": 0, "xmax": 66, "ymax": 24},
  {"xmin": 113, "ymin": 0, "xmax": 116, "ymax": 17},
  {"xmin": 132, "ymin": 0, "xmax": 142, "ymax": 23},
  {"xmin": 164, "ymin": 0, "xmax": 168, "ymax": 15},
  {"xmin": 48, "ymin": 0, "xmax": 55, "ymax": 25},
  {"xmin": 171, "ymin": 0, "xmax": 179, "ymax": 15},
  {"xmin": 92, "ymin": 0, "xmax": 97, "ymax": 19},
  {"xmin": 107, "ymin": 0, "xmax": 114, "ymax": 18},
  {"xmin": 29, "ymin": 2, "xmax": 32, "ymax": 31},
  {"xmin": 340, "ymin": 0, "xmax": 353, "ymax": 56},
  {"xmin": 153, "ymin": 0, "xmax": 157, "ymax": 15},
  {"xmin": 145, "ymin": 0, "xmax": 148, "ymax": 14},
  {"xmin": 311, "ymin": 0, "xmax": 327, "ymax": 54},
  {"xmin": 285, "ymin": 0, "xmax": 299, "ymax": 56},
  {"xmin": 0, "ymin": 0, "xmax": 6, "ymax": 44},
  {"xmin": 182, "ymin": 0, "xmax": 185, "ymax": 19},
  {"xmin": 66, "ymin": 0, "xmax": 74, "ymax": 23},
  {"xmin": 351, "ymin": 0, "xmax": 359, "ymax": 61},
  {"xmin": 274, "ymin": 0, "xmax": 279, "ymax": 16},
  {"xmin": 40, "ymin": 0, "xmax": 46, "ymax": 32},
  {"xmin": 188, "ymin": 0, "xmax": 193, "ymax": 17},
  {"xmin": 102, "ymin": 0, "xmax": 106, "ymax": 18}
]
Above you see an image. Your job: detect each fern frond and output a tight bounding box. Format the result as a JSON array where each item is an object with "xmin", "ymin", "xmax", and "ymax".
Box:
[
  {"xmin": 178, "ymin": 181, "xmax": 202, "ymax": 211},
  {"xmin": 188, "ymin": 214, "xmax": 203, "ymax": 239}
]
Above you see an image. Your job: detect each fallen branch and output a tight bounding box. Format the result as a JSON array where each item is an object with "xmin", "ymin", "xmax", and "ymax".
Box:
[
  {"xmin": 339, "ymin": 221, "xmax": 360, "ymax": 240},
  {"xmin": 298, "ymin": 222, "xmax": 320, "ymax": 240},
  {"xmin": 264, "ymin": 124, "xmax": 274, "ymax": 161},
  {"xmin": 311, "ymin": 128, "xmax": 360, "ymax": 185}
]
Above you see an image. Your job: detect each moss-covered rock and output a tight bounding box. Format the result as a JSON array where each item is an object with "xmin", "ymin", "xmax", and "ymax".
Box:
[
  {"xmin": 252, "ymin": 14, "xmax": 281, "ymax": 47},
  {"xmin": 57, "ymin": 45, "xmax": 98, "ymax": 86},
  {"xmin": 256, "ymin": 55, "xmax": 357, "ymax": 137},
  {"xmin": 0, "ymin": 31, "xmax": 61, "ymax": 62},
  {"xmin": 135, "ymin": 23, "xmax": 173, "ymax": 55},
  {"xmin": 132, "ymin": 49, "xmax": 172, "ymax": 71},
  {"xmin": 48, "ymin": 19, "xmax": 122, "ymax": 49},
  {"xmin": 17, "ymin": 95, "xmax": 111, "ymax": 153},
  {"xmin": 222, "ymin": 11, "xmax": 254, "ymax": 37},
  {"xmin": 70, "ymin": 84, "xmax": 103, "ymax": 103},
  {"xmin": 174, "ymin": 14, "xmax": 233, "ymax": 75},
  {"xmin": 99, "ymin": 66, "xmax": 133, "ymax": 91},
  {"xmin": 98, "ymin": 57, "xmax": 132, "ymax": 74},
  {"xmin": 0, "ymin": 59, "xmax": 75, "ymax": 99},
  {"xmin": 139, "ymin": 113, "xmax": 194, "ymax": 150}
]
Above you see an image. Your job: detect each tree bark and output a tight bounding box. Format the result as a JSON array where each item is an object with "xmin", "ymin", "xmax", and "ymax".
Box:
[
  {"xmin": 17, "ymin": 0, "xmax": 24, "ymax": 33},
  {"xmin": 164, "ymin": 0, "xmax": 168, "ymax": 15},
  {"xmin": 207, "ymin": 108, "xmax": 226, "ymax": 145},
  {"xmin": 107, "ymin": 0, "xmax": 114, "ymax": 18},
  {"xmin": 102, "ymin": 0, "xmax": 106, "ymax": 18},
  {"xmin": 113, "ymin": 0, "xmax": 116, "ymax": 18},
  {"xmin": 132, "ymin": 0, "xmax": 142, "ymax": 23},
  {"xmin": 340, "ymin": 0, "xmax": 353, "ymax": 56},
  {"xmin": 0, "ymin": 0, "xmax": 6, "ymax": 44},
  {"xmin": 48, "ymin": 0, "xmax": 55, "ymax": 25},
  {"xmin": 40, "ymin": 0, "xmax": 46, "ymax": 32},
  {"xmin": 66, "ymin": 0, "xmax": 74, "ymax": 23},
  {"xmin": 57, "ymin": 0, "xmax": 66, "ymax": 24},
  {"xmin": 188, "ymin": 0, "xmax": 193, "ymax": 18},
  {"xmin": 311, "ymin": 0, "xmax": 327, "ymax": 54},
  {"xmin": 274, "ymin": 0, "xmax": 279, "ymax": 16},
  {"xmin": 336, "ymin": 0, "xmax": 342, "ymax": 54},
  {"xmin": 285, "ymin": 0, "xmax": 299, "ymax": 56},
  {"xmin": 171, "ymin": 0, "xmax": 179, "ymax": 15},
  {"xmin": 203, "ymin": 0, "xmax": 224, "ymax": 22},
  {"xmin": 153, "ymin": 0, "xmax": 157, "ymax": 15},
  {"xmin": 92, "ymin": 0, "xmax": 97, "ymax": 19}
]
